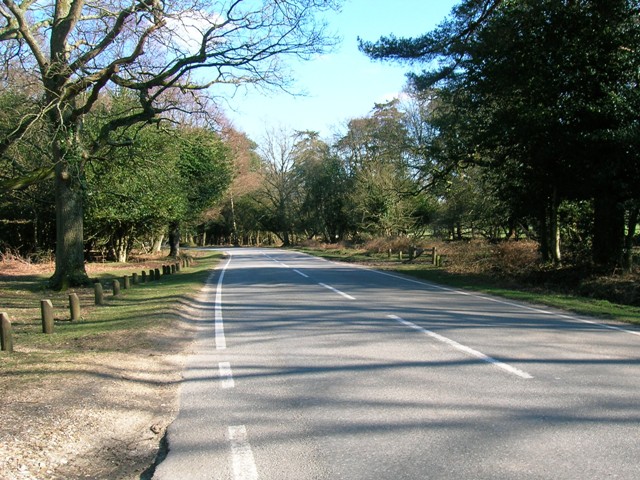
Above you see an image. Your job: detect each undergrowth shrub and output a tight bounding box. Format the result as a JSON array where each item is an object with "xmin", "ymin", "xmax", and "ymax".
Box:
[
  {"xmin": 579, "ymin": 276, "xmax": 640, "ymax": 306},
  {"xmin": 435, "ymin": 239, "xmax": 541, "ymax": 276},
  {"xmin": 364, "ymin": 236, "xmax": 418, "ymax": 254},
  {"xmin": 492, "ymin": 240, "xmax": 542, "ymax": 276}
]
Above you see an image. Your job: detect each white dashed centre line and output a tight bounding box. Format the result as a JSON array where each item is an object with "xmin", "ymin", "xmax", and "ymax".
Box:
[
  {"xmin": 319, "ymin": 282, "xmax": 355, "ymax": 300},
  {"xmin": 228, "ymin": 425, "xmax": 259, "ymax": 480},
  {"xmin": 389, "ymin": 314, "xmax": 533, "ymax": 379},
  {"xmin": 218, "ymin": 362, "xmax": 235, "ymax": 389}
]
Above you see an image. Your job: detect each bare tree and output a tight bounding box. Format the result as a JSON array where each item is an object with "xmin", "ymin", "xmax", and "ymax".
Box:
[
  {"xmin": 256, "ymin": 126, "xmax": 302, "ymax": 246},
  {"xmin": 0, "ymin": 0, "xmax": 339, "ymax": 288}
]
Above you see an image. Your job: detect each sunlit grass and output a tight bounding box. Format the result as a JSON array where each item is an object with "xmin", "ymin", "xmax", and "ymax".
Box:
[{"xmin": 0, "ymin": 252, "xmax": 222, "ymax": 355}]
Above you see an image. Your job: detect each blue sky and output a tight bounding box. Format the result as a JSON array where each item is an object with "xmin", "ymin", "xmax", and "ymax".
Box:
[{"xmin": 222, "ymin": 0, "xmax": 458, "ymax": 143}]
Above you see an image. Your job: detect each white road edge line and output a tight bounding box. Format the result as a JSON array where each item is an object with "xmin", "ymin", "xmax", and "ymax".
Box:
[
  {"xmin": 262, "ymin": 252, "xmax": 289, "ymax": 268},
  {"xmin": 369, "ymin": 268, "xmax": 640, "ymax": 338},
  {"xmin": 219, "ymin": 362, "xmax": 235, "ymax": 389},
  {"xmin": 228, "ymin": 425, "xmax": 259, "ymax": 480},
  {"xmin": 215, "ymin": 254, "xmax": 233, "ymax": 350},
  {"xmin": 319, "ymin": 282, "xmax": 355, "ymax": 300},
  {"xmin": 388, "ymin": 314, "xmax": 534, "ymax": 380}
]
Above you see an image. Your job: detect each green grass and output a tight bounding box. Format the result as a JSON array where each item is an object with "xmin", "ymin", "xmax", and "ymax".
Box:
[
  {"xmin": 0, "ymin": 252, "xmax": 222, "ymax": 358},
  {"xmin": 297, "ymin": 246, "xmax": 640, "ymax": 326}
]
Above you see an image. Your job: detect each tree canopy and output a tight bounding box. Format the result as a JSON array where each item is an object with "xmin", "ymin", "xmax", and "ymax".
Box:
[
  {"xmin": 360, "ymin": 0, "xmax": 640, "ymax": 267},
  {"xmin": 0, "ymin": 0, "xmax": 342, "ymax": 288}
]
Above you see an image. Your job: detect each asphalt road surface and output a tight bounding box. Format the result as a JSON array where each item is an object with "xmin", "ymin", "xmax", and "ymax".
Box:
[{"xmin": 153, "ymin": 248, "xmax": 640, "ymax": 480}]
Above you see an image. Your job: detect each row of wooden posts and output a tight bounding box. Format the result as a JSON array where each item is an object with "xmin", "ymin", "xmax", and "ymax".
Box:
[
  {"xmin": 390, "ymin": 246, "xmax": 446, "ymax": 266},
  {"xmin": 0, "ymin": 258, "xmax": 194, "ymax": 354}
]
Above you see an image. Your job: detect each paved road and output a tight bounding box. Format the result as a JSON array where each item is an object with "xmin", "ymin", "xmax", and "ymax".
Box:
[{"xmin": 153, "ymin": 248, "xmax": 640, "ymax": 480}]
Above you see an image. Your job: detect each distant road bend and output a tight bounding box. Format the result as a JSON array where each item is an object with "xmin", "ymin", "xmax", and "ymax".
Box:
[{"xmin": 153, "ymin": 248, "xmax": 640, "ymax": 480}]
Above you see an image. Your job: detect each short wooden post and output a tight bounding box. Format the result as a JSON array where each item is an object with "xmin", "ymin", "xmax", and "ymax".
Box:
[
  {"xmin": 154, "ymin": 268, "xmax": 160, "ymax": 279},
  {"xmin": 69, "ymin": 293, "xmax": 80, "ymax": 321},
  {"xmin": 432, "ymin": 247, "xmax": 437, "ymax": 265},
  {"xmin": 175, "ymin": 262, "xmax": 181, "ymax": 272},
  {"xmin": 41, "ymin": 299, "xmax": 54, "ymax": 334},
  {"xmin": 132, "ymin": 272, "xmax": 139, "ymax": 285},
  {"xmin": 1, "ymin": 312, "xmax": 13, "ymax": 353},
  {"xmin": 123, "ymin": 275, "xmax": 130, "ymax": 289},
  {"xmin": 113, "ymin": 279, "xmax": 121, "ymax": 297},
  {"xmin": 398, "ymin": 251, "xmax": 403, "ymax": 261},
  {"xmin": 171, "ymin": 264, "xmax": 176, "ymax": 274},
  {"xmin": 94, "ymin": 282, "xmax": 104, "ymax": 305},
  {"xmin": 388, "ymin": 249, "xmax": 392, "ymax": 259},
  {"xmin": 141, "ymin": 271, "xmax": 147, "ymax": 283},
  {"xmin": 149, "ymin": 269, "xmax": 155, "ymax": 281}
]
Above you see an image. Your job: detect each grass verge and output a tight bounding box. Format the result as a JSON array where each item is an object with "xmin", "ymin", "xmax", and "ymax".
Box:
[
  {"xmin": 297, "ymin": 246, "xmax": 640, "ymax": 326},
  {"xmin": 0, "ymin": 251, "xmax": 222, "ymax": 360}
]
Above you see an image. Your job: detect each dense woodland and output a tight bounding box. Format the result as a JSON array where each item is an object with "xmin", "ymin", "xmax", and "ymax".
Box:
[{"xmin": 1, "ymin": 0, "xmax": 639, "ymax": 289}]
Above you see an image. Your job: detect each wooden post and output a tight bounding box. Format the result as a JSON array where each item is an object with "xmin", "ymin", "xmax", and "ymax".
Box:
[
  {"xmin": 69, "ymin": 293, "xmax": 80, "ymax": 321},
  {"xmin": 94, "ymin": 282, "xmax": 104, "ymax": 306},
  {"xmin": 41, "ymin": 299, "xmax": 54, "ymax": 334},
  {"xmin": 149, "ymin": 269, "xmax": 155, "ymax": 281},
  {"xmin": 123, "ymin": 275, "xmax": 130, "ymax": 289},
  {"xmin": 1, "ymin": 312, "xmax": 13, "ymax": 353},
  {"xmin": 154, "ymin": 268, "xmax": 160, "ymax": 279},
  {"xmin": 113, "ymin": 279, "xmax": 121, "ymax": 297},
  {"xmin": 175, "ymin": 262, "xmax": 181, "ymax": 272},
  {"xmin": 398, "ymin": 251, "xmax": 403, "ymax": 261},
  {"xmin": 132, "ymin": 272, "xmax": 139, "ymax": 285},
  {"xmin": 171, "ymin": 264, "xmax": 176, "ymax": 274},
  {"xmin": 432, "ymin": 247, "xmax": 437, "ymax": 265},
  {"xmin": 141, "ymin": 271, "xmax": 147, "ymax": 283}
]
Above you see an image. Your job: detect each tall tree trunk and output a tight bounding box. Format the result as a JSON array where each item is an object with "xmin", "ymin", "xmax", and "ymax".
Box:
[
  {"xmin": 152, "ymin": 234, "xmax": 164, "ymax": 253},
  {"xmin": 550, "ymin": 188, "xmax": 561, "ymax": 266},
  {"xmin": 622, "ymin": 203, "xmax": 639, "ymax": 273},
  {"xmin": 230, "ymin": 194, "xmax": 239, "ymax": 246},
  {"xmin": 538, "ymin": 204, "xmax": 550, "ymax": 263},
  {"xmin": 115, "ymin": 235, "xmax": 128, "ymax": 263},
  {"xmin": 49, "ymin": 158, "xmax": 90, "ymax": 290},
  {"xmin": 168, "ymin": 221, "xmax": 180, "ymax": 257},
  {"xmin": 592, "ymin": 195, "xmax": 625, "ymax": 268}
]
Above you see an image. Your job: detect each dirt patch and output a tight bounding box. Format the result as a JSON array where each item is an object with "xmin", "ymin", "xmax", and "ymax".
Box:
[
  {"xmin": 0, "ymin": 254, "xmax": 203, "ymax": 480},
  {"xmin": 0, "ymin": 325, "xmax": 194, "ymax": 480}
]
